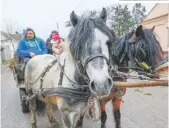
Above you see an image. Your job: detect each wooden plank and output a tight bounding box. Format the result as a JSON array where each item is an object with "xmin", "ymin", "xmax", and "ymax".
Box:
[
  {"xmin": 113, "ymin": 80, "xmax": 168, "ymax": 88},
  {"xmin": 155, "ymin": 62, "xmax": 168, "ymax": 75}
]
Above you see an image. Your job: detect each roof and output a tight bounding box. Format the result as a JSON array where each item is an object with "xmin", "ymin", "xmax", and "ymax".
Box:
[
  {"xmin": 142, "ymin": 3, "xmax": 169, "ymax": 22},
  {"xmin": 1, "ymin": 31, "xmax": 24, "ymax": 42}
]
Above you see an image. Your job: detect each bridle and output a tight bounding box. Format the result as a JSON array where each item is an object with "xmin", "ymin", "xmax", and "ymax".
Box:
[
  {"xmin": 76, "ymin": 53, "xmax": 111, "ymax": 84},
  {"xmin": 117, "ymin": 33, "xmax": 165, "ymax": 74}
]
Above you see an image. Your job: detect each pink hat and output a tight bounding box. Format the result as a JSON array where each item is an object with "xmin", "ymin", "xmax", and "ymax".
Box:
[{"xmin": 52, "ymin": 33, "xmax": 61, "ymax": 43}]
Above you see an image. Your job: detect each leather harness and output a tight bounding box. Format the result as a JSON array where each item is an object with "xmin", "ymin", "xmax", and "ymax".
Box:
[{"xmin": 29, "ymin": 53, "xmax": 112, "ymax": 101}]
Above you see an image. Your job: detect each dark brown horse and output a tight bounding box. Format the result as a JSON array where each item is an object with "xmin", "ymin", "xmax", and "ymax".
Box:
[{"xmin": 99, "ymin": 25, "xmax": 165, "ymax": 128}]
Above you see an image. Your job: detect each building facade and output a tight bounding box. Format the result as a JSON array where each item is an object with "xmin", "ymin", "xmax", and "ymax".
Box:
[
  {"xmin": 141, "ymin": 3, "xmax": 169, "ymax": 54},
  {"xmin": 0, "ymin": 31, "xmax": 23, "ymax": 62}
]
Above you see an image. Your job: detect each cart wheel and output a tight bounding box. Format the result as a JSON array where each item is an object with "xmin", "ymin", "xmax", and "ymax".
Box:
[{"xmin": 19, "ymin": 88, "xmax": 29, "ymax": 113}]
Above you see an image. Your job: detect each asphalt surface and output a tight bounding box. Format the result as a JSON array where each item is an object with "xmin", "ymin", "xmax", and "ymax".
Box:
[{"xmin": 1, "ymin": 65, "xmax": 168, "ymax": 128}]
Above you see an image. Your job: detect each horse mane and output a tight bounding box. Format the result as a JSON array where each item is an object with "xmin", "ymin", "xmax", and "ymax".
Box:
[
  {"xmin": 107, "ymin": 28, "xmax": 164, "ymax": 67},
  {"xmin": 68, "ymin": 17, "xmax": 116, "ymax": 60},
  {"xmin": 143, "ymin": 29, "xmax": 163, "ymax": 61},
  {"xmin": 112, "ymin": 31, "xmax": 134, "ymax": 63},
  {"xmin": 135, "ymin": 29, "xmax": 164, "ymax": 65}
]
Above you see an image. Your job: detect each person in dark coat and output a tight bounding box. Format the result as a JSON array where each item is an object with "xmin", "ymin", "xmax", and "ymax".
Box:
[{"xmin": 46, "ymin": 30, "xmax": 58, "ymax": 54}]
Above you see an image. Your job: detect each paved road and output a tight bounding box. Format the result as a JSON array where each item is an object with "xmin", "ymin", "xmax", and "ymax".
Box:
[{"xmin": 1, "ymin": 65, "xmax": 168, "ymax": 128}]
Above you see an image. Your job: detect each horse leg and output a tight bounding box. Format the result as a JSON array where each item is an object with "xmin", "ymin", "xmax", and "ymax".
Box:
[
  {"xmin": 44, "ymin": 96, "xmax": 67, "ymax": 128},
  {"xmin": 46, "ymin": 103, "xmax": 61, "ymax": 127},
  {"xmin": 56, "ymin": 99, "xmax": 72, "ymax": 128},
  {"xmin": 99, "ymin": 97, "xmax": 112, "ymax": 128},
  {"xmin": 112, "ymin": 95, "xmax": 122, "ymax": 128},
  {"xmin": 28, "ymin": 95, "xmax": 37, "ymax": 128},
  {"xmin": 100, "ymin": 99, "xmax": 107, "ymax": 128},
  {"xmin": 63, "ymin": 109, "xmax": 85, "ymax": 128},
  {"xmin": 60, "ymin": 112, "xmax": 68, "ymax": 128},
  {"xmin": 75, "ymin": 115, "xmax": 84, "ymax": 128},
  {"xmin": 66, "ymin": 111, "xmax": 78, "ymax": 128},
  {"xmin": 75, "ymin": 107, "xmax": 87, "ymax": 128}
]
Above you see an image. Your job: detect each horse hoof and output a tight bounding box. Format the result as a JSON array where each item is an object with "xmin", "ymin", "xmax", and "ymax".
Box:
[{"xmin": 32, "ymin": 123, "xmax": 37, "ymax": 128}]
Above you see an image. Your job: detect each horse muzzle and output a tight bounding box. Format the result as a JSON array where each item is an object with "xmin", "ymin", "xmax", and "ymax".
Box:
[{"xmin": 89, "ymin": 77, "xmax": 112, "ymax": 98}]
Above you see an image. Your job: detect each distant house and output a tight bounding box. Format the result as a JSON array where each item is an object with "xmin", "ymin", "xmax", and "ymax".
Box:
[
  {"xmin": 0, "ymin": 31, "xmax": 23, "ymax": 62},
  {"xmin": 141, "ymin": 3, "xmax": 169, "ymax": 56}
]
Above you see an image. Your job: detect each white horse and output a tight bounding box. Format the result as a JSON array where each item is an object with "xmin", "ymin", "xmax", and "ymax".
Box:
[{"xmin": 24, "ymin": 8, "xmax": 116, "ymax": 128}]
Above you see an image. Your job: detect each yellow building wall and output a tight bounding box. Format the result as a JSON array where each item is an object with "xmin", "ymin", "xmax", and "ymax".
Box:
[
  {"xmin": 142, "ymin": 15, "xmax": 168, "ymax": 52},
  {"xmin": 144, "ymin": 4, "xmax": 169, "ymax": 21}
]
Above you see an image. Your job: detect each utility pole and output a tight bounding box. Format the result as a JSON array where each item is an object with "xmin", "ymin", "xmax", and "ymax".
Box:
[{"xmin": 57, "ymin": 23, "xmax": 59, "ymax": 32}]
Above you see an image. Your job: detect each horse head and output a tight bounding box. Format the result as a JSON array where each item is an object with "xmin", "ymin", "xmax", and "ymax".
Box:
[
  {"xmin": 132, "ymin": 25, "xmax": 165, "ymax": 69},
  {"xmin": 110, "ymin": 25, "xmax": 165, "ymax": 72},
  {"xmin": 68, "ymin": 8, "xmax": 116, "ymax": 98}
]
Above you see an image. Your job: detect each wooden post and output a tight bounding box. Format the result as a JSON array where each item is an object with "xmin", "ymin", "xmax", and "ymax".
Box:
[{"xmin": 113, "ymin": 80, "xmax": 168, "ymax": 88}]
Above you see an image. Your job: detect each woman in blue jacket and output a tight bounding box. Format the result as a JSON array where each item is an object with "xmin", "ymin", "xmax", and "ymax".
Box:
[{"xmin": 16, "ymin": 27, "xmax": 48, "ymax": 64}]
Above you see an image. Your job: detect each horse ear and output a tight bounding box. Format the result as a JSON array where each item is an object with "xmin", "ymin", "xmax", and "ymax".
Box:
[
  {"xmin": 100, "ymin": 7, "xmax": 107, "ymax": 22},
  {"xmin": 152, "ymin": 26, "xmax": 155, "ymax": 31},
  {"xmin": 70, "ymin": 11, "xmax": 78, "ymax": 27},
  {"xmin": 136, "ymin": 25, "xmax": 144, "ymax": 37}
]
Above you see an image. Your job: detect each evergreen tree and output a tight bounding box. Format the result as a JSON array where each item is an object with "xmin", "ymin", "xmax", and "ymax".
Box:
[{"xmin": 107, "ymin": 4, "xmax": 135, "ymax": 36}]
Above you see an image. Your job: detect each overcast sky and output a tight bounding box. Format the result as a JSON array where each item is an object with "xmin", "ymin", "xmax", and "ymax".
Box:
[{"xmin": 2, "ymin": 0, "xmax": 155, "ymax": 40}]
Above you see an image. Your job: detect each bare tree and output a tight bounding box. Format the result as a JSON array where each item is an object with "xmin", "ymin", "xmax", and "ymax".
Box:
[
  {"xmin": 1, "ymin": 20, "xmax": 22, "ymax": 53},
  {"xmin": 2, "ymin": 19, "xmax": 21, "ymax": 34}
]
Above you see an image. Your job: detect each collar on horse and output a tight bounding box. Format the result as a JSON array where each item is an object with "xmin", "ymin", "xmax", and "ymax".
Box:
[{"xmin": 28, "ymin": 57, "xmax": 91, "ymax": 101}]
